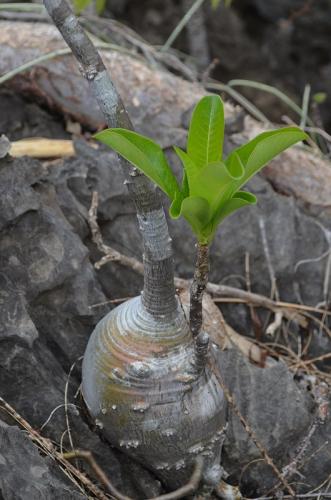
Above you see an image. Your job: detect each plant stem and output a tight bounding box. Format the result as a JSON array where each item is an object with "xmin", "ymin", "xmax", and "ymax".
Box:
[
  {"xmin": 190, "ymin": 243, "xmax": 209, "ymax": 337},
  {"xmin": 44, "ymin": 0, "xmax": 177, "ymax": 319}
]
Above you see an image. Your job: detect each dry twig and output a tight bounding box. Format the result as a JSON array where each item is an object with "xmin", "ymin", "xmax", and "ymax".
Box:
[
  {"xmin": 64, "ymin": 450, "xmax": 204, "ymax": 500},
  {"xmin": 89, "ymin": 191, "xmax": 144, "ymax": 274}
]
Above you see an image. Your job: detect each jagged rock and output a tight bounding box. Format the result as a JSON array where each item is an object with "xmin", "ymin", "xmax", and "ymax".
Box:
[
  {"xmin": 0, "ymin": 420, "xmax": 84, "ymax": 500},
  {"xmin": 217, "ymin": 347, "xmax": 314, "ymax": 495}
]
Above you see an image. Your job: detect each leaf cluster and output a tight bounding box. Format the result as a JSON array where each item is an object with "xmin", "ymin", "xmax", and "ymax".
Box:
[{"xmin": 95, "ymin": 95, "xmax": 306, "ymax": 244}]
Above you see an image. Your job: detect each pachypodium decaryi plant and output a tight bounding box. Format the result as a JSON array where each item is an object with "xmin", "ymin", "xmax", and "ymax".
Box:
[
  {"xmin": 95, "ymin": 94, "xmax": 307, "ymax": 338},
  {"xmin": 43, "ymin": 0, "xmax": 306, "ymax": 495}
]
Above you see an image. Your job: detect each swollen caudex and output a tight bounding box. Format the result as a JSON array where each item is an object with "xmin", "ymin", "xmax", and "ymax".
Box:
[{"xmin": 82, "ymin": 295, "xmax": 227, "ymax": 488}]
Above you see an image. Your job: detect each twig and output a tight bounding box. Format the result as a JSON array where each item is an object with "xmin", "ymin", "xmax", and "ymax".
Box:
[
  {"xmin": 150, "ymin": 457, "xmax": 203, "ymax": 500},
  {"xmin": 64, "ymin": 357, "xmax": 83, "ymax": 455},
  {"xmin": 207, "ymin": 283, "xmax": 307, "ymax": 327},
  {"xmin": 88, "ymin": 191, "xmax": 144, "ymax": 273},
  {"xmin": 266, "ymin": 311, "xmax": 283, "ymax": 337},
  {"xmin": 64, "ymin": 449, "xmax": 130, "ymax": 500},
  {"xmin": 212, "ymin": 297, "xmax": 331, "ymax": 317},
  {"xmin": 64, "ymin": 450, "xmax": 204, "ymax": 500},
  {"xmin": 40, "ymin": 403, "xmax": 79, "ymax": 431},
  {"xmin": 264, "ymin": 384, "xmax": 329, "ymax": 497}
]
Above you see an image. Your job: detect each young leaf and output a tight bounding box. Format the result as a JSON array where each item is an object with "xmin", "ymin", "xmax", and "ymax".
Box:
[
  {"xmin": 174, "ymin": 146, "xmax": 200, "ymax": 191},
  {"xmin": 95, "ymin": 129, "xmax": 180, "ymax": 200},
  {"xmin": 179, "ymin": 197, "xmax": 211, "ymax": 243},
  {"xmin": 187, "ymin": 95, "xmax": 225, "ymax": 167},
  {"xmin": 169, "ymin": 171, "xmax": 189, "ymax": 218},
  {"xmin": 213, "ymin": 191, "xmax": 257, "ymax": 228},
  {"xmin": 225, "ymin": 127, "xmax": 307, "ymax": 190},
  {"xmin": 190, "ymin": 161, "xmax": 244, "ymax": 212}
]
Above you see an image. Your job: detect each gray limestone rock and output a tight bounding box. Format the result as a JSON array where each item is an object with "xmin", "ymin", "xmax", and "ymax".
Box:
[{"xmin": 0, "ymin": 420, "xmax": 84, "ymax": 500}]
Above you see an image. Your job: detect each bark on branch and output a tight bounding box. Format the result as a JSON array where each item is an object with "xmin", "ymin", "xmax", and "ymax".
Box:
[
  {"xmin": 43, "ymin": 0, "xmax": 177, "ymax": 318},
  {"xmin": 190, "ymin": 243, "xmax": 209, "ymax": 337}
]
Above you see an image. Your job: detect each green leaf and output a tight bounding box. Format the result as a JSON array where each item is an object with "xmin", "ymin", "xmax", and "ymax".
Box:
[
  {"xmin": 213, "ymin": 191, "xmax": 257, "ymax": 226},
  {"xmin": 187, "ymin": 95, "xmax": 225, "ymax": 167},
  {"xmin": 190, "ymin": 161, "xmax": 244, "ymax": 212},
  {"xmin": 225, "ymin": 127, "xmax": 307, "ymax": 190},
  {"xmin": 179, "ymin": 197, "xmax": 211, "ymax": 243},
  {"xmin": 96, "ymin": 0, "xmax": 106, "ymax": 14},
  {"xmin": 208, "ymin": 191, "xmax": 256, "ymax": 240},
  {"xmin": 73, "ymin": 0, "xmax": 91, "ymax": 13},
  {"xmin": 169, "ymin": 170, "xmax": 189, "ymax": 218},
  {"xmin": 174, "ymin": 146, "xmax": 199, "ymax": 191},
  {"xmin": 95, "ymin": 128, "xmax": 180, "ymax": 200}
]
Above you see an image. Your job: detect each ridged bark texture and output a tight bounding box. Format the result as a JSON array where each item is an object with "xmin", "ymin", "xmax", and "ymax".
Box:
[
  {"xmin": 43, "ymin": 0, "xmax": 177, "ymax": 318},
  {"xmin": 190, "ymin": 244, "xmax": 209, "ymax": 337}
]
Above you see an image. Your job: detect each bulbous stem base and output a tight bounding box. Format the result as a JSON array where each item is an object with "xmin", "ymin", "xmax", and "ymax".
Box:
[{"xmin": 82, "ymin": 296, "xmax": 227, "ymax": 489}]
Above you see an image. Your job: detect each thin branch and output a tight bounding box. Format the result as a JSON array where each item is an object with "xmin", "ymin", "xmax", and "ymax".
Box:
[
  {"xmin": 64, "ymin": 450, "xmax": 204, "ymax": 500},
  {"xmin": 63, "ymin": 449, "xmax": 131, "ymax": 500},
  {"xmin": 88, "ymin": 191, "xmax": 144, "ymax": 274}
]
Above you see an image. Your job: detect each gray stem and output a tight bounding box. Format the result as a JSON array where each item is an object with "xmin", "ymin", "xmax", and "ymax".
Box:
[
  {"xmin": 44, "ymin": 0, "xmax": 177, "ymax": 318},
  {"xmin": 190, "ymin": 243, "xmax": 209, "ymax": 337}
]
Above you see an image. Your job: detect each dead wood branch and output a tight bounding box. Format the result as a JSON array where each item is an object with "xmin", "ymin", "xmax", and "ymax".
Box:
[{"xmin": 10, "ymin": 137, "xmax": 75, "ymax": 158}]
